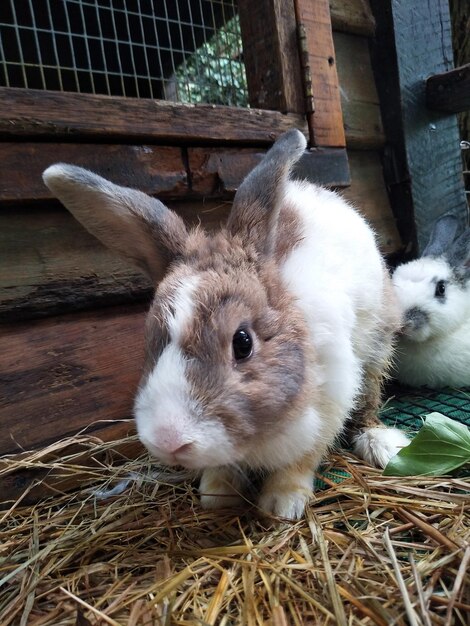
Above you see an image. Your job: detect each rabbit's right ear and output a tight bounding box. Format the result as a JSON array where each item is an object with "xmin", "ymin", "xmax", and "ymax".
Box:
[
  {"xmin": 227, "ymin": 129, "xmax": 306, "ymax": 257},
  {"xmin": 43, "ymin": 164, "xmax": 188, "ymax": 283},
  {"xmin": 448, "ymin": 228, "xmax": 470, "ymax": 278},
  {"xmin": 421, "ymin": 214, "xmax": 459, "ymax": 258}
]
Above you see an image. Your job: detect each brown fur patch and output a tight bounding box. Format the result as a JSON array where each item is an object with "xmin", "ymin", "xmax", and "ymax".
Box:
[
  {"xmin": 274, "ymin": 201, "xmax": 305, "ymax": 263},
  {"xmin": 141, "ymin": 224, "xmax": 312, "ymax": 461},
  {"xmin": 345, "ymin": 267, "xmax": 402, "ymax": 439}
]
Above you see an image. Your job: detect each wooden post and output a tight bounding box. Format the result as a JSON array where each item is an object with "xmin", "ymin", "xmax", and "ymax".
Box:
[
  {"xmin": 238, "ymin": 0, "xmax": 304, "ymax": 114},
  {"xmin": 370, "ymin": 0, "xmax": 468, "ymax": 253},
  {"xmin": 293, "ymin": 0, "xmax": 346, "ymax": 149},
  {"xmin": 238, "ymin": 0, "xmax": 349, "ymax": 185}
]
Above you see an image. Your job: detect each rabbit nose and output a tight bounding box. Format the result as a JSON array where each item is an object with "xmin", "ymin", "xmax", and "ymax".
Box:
[
  {"xmin": 404, "ymin": 307, "xmax": 429, "ymax": 331},
  {"xmin": 154, "ymin": 427, "xmax": 193, "ymax": 455},
  {"xmin": 172, "ymin": 442, "xmax": 193, "ymax": 456}
]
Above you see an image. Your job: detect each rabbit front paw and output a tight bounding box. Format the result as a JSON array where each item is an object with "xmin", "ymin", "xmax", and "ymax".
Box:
[
  {"xmin": 258, "ymin": 488, "xmax": 311, "ymax": 520},
  {"xmin": 258, "ymin": 469, "xmax": 314, "ymax": 520},
  {"xmin": 199, "ymin": 467, "xmax": 245, "ymax": 509}
]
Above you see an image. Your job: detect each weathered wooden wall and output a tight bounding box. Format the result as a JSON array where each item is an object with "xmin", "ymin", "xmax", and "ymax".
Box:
[
  {"xmin": 450, "ymin": 0, "xmax": 470, "ymax": 203},
  {"xmin": 0, "ymin": 0, "xmax": 401, "ymax": 459},
  {"xmin": 370, "ymin": 0, "xmax": 468, "ymax": 253}
]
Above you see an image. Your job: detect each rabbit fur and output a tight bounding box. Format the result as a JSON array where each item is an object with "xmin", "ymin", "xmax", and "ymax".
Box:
[
  {"xmin": 392, "ymin": 214, "xmax": 470, "ymax": 388},
  {"xmin": 43, "ymin": 130, "xmax": 408, "ymax": 519}
]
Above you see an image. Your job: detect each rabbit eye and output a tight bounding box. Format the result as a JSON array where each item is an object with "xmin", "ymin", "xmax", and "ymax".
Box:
[
  {"xmin": 435, "ymin": 280, "xmax": 446, "ymax": 298},
  {"xmin": 232, "ymin": 329, "xmax": 253, "ymax": 361}
]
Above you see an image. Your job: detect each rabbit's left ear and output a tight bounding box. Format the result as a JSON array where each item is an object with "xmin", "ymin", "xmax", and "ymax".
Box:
[
  {"xmin": 227, "ymin": 129, "xmax": 306, "ymax": 257},
  {"xmin": 448, "ymin": 228, "xmax": 470, "ymax": 278},
  {"xmin": 43, "ymin": 164, "xmax": 188, "ymax": 283}
]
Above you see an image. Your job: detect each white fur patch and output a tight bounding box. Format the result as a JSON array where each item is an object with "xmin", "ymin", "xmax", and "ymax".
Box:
[
  {"xmin": 244, "ymin": 406, "xmax": 323, "ymax": 471},
  {"xmin": 165, "ymin": 275, "xmax": 201, "ymax": 342},
  {"xmin": 352, "ymin": 427, "xmax": 410, "ymax": 468},
  {"xmin": 199, "ymin": 467, "xmax": 246, "ymax": 509},
  {"xmin": 134, "ymin": 343, "xmax": 196, "ymax": 448},
  {"xmin": 280, "ymin": 181, "xmax": 383, "ymax": 415},
  {"xmin": 135, "ymin": 344, "xmax": 237, "ymax": 469}
]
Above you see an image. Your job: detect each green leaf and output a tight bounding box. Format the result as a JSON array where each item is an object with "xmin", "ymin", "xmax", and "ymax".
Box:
[{"xmin": 383, "ymin": 412, "xmax": 470, "ymax": 476}]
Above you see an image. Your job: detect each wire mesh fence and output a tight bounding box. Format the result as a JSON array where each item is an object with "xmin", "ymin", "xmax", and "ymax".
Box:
[{"xmin": 0, "ymin": 0, "xmax": 248, "ymax": 106}]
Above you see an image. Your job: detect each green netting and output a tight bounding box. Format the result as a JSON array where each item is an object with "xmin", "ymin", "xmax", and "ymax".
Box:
[
  {"xmin": 380, "ymin": 384, "xmax": 470, "ymax": 431},
  {"xmin": 314, "ymin": 384, "xmax": 470, "ymax": 490}
]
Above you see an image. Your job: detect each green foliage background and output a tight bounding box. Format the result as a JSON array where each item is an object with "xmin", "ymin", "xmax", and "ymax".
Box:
[{"xmin": 175, "ymin": 16, "xmax": 248, "ymax": 107}]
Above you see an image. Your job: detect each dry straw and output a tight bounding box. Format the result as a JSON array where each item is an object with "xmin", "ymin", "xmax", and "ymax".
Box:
[{"xmin": 0, "ymin": 434, "xmax": 469, "ymax": 625}]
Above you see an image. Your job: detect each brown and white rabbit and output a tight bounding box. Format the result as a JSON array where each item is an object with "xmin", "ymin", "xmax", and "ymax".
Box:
[{"xmin": 43, "ymin": 130, "xmax": 408, "ymax": 519}]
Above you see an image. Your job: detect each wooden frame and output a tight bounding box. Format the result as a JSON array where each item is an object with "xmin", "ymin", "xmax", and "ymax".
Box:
[
  {"xmin": 0, "ymin": 87, "xmax": 306, "ymax": 145},
  {"xmin": 0, "ymin": 0, "xmax": 352, "ymax": 462},
  {"xmin": 0, "ymin": 0, "xmax": 348, "ymax": 150}
]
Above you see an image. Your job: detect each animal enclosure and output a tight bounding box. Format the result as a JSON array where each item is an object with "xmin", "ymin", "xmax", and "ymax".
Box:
[
  {"xmin": 0, "ymin": 1, "xmax": 469, "ymax": 623},
  {"xmin": 0, "ymin": 0, "xmax": 404, "ymax": 455}
]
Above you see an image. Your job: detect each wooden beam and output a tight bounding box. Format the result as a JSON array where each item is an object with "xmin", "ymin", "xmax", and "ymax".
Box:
[
  {"xmin": 238, "ymin": 0, "xmax": 304, "ymax": 113},
  {"xmin": 0, "ymin": 83, "xmax": 378, "ymax": 154},
  {"xmin": 369, "ymin": 0, "xmax": 468, "ymax": 253},
  {"xmin": 329, "ymin": 0, "xmax": 376, "ymax": 36},
  {"xmin": 0, "ymin": 87, "xmax": 306, "ymax": 145},
  {"xmin": 0, "ymin": 143, "xmax": 189, "ymax": 203},
  {"xmin": 426, "ymin": 63, "xmax": 470, "ymax": 113},
  {"xmin": 0, "ymin": 142, "xmax": 352, "ymax": 208},
  {"xmin": 0, "ymin": 303, "xmax": 146, "ymax": 455},
  {"xmin": 294, "ymin": 0, "xmax": 346, "ymax": 148},
  {"xmin": 0, "ymin": 144, "xmax": 259, "ymax": 204}
]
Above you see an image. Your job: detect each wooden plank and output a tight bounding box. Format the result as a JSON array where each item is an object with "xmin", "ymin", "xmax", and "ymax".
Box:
[
  {"xmin": 0, "ymin": 143, "xmax": 236, "ymax": 204},
  {"xmin": 333, "ymin": 32, "xmax": 385, "ymax": 149},
  {"xmin": 1, "ymin": 143, "xmax": 255, "ymax": 205},
  {"xmin": 0, "ymin": 206, "xmax": 152, "ymax": 320},
  {"xmin": 238, "ymin": 0, "xmax": 304, "ymax": 113},
  {"xmin": 340, "ymin": 150, "xmax": 402, "ymax": 256},
  {"xmin": 329, "ymin": 0, "xmax": 376, "ymax": 36},
  {"xmin": 426, "ymin": 63, "xmax": 470, "ymax": 113},
  {"xmin": 369, "ymin": 0, "xmax": 468, "ymax": 252},
  {"xmin": 0, "ymin": 144, "xmax": 188, "ymax": 203},
  {"xmin": 294, "ymin": 0, "xmax": 346, "ymax": 148},
  {"xmin": 0, "ymin": 141, "xmax": 353, "ymax": 207},
  {"xmin": 0, "ymin": 200, "xmax": 231, "ymax": 320},
  {"xmin": 188, "ymin": 146, "xmax": 350, "ymax": 197},
  {"xmin": 0, "ymin": 86, "xmax": 307, "ymax": 144},
  {"xmin": 0, "ymin": 303, "xmax": 146, "ymax": 456}
]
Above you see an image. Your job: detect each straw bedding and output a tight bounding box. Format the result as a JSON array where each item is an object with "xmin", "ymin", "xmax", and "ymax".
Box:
[{"xmin": 1, "ymin": 433, "xmax": 469, "ymax": 626}]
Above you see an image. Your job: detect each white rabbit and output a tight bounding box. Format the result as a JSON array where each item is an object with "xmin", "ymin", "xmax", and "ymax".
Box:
[
  {"xmin": 392, "ymin": 214, "xmax": 470, "ymax": 389},
  {"xmin": 42, "ymin": 130, "xmax": 409, "ymax": 519}
]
